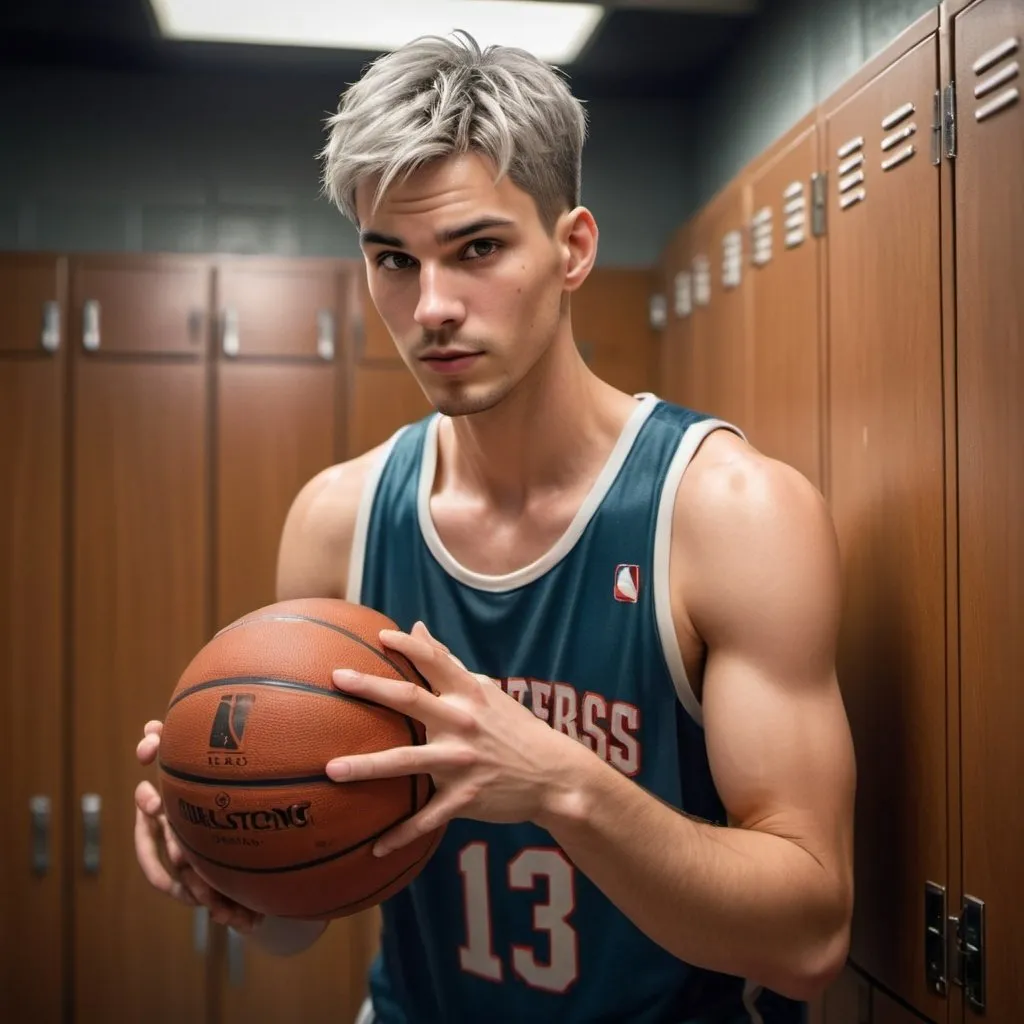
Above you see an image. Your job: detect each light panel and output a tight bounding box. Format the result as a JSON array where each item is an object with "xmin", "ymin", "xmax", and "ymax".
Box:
[{"xmin": 148, "ymin": 0, "xmax": 605, "ymax": 64}]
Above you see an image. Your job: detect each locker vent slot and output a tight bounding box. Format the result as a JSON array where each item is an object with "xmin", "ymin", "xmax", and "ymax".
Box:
[
  {"xmin": 838, "ymin": 153, "xmax": 864, "ymax": 175},
  {"xmin": 722, "ymin": 230, "xmax": 743, "ymax": 288},
  {"xmin": 840, "ymin": 188, "xmax": 866, "ymax": 211},
  {"xmin": 975, "ymin": 61, "xmax": 1019, "ymax": 99},
  {"xmin": 837, "ymin": 135, "xmax": 864, "ymax": 159},
  {"xmin": 692, "ymin": 255, "xmax": 711, "ymax": 307},
  {"xmin": 972, "ymin": 36, "xmax": 1019, "ymax": 76},
  {"xmin": 882, "ymin": 123, "xmax": 917, "ymax": 150},
  {"xmin": 975, "ymin": 88, "xmax": 1020, "ymax": 122},
  {"xmin": 674, "ymin": 271, "xmax": 692, "ymax": 318},
  {"xmin": 881, "ymin": 101, "xmax": 915, "ymax": 129},
  {"xmin": 839, "ymin": 169, "xmax": 866, "ymax": 193},
  {"xmin": 751, "ymin": 206, "xmax": 773, "ymax": 267},
  {"xmin": 881, "ymin": 144, "xmax": 916, "ymax": 172}
]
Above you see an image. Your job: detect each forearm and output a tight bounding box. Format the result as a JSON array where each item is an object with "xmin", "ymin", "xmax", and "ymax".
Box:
[
  {"xmin": 247, "ymin": 916, "xmax": 328, "ymax": 957},
  {"xmin": 536, "ymin": 747, "xmax": 850, "ymax": 1000}
]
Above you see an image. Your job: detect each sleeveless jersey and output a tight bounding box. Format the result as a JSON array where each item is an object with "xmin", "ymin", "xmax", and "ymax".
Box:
[{"xmin": 348, "ymin": 394, "xmax": 805, "ymax": 1024}]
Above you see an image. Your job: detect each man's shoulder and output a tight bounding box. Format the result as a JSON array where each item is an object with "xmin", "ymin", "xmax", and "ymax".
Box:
[
  {"xmin": 275, "ymin": 440, "xmax": 395, "ymax": 601},
  {"xmin": 670, "ymin": 428, "xmax": 839, "ymax": 641}
]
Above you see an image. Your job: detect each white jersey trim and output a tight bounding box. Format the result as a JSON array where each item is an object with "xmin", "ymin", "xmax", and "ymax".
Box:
[
  {"xmin": 346, "ymin": 426, "xmax": 410, "ymax": 605},
  {"xmin": 416, "ymin": 393, "xmax": 661, "ymax": 593},
  {"xmin": 653, "ymin": 417, "xmax": 745, "ymax": 725}
]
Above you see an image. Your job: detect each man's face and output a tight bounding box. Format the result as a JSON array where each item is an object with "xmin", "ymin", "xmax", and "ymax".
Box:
[{"xmin": 355, "ymin": 152, "xmax": 571, "ymax": 417}]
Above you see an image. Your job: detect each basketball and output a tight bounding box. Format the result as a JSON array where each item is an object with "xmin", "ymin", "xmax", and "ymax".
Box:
[{"xmin": 157, "ymin": 597, "xmax": 444, "ymax": 920}]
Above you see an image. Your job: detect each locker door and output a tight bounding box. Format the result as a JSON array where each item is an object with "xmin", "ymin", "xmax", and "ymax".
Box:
[
  {"xmin": 822, "ymin": 30, "xmax": 947, "ymax": 1020},
  {"xmin": 0, "ymin": 254, "xmax": 66, "ymax": 1024},
  {"xmin": 686, "ymin": 207, "xmax": 714, "ymax": 412},
  {"xmin": 657, "ymin": 225, "xmax": 693, "ymax": 408},
  {"xmin": 70, "ymin": 255, "xmax": 211, "ymax": 1023},
  {"xmin": 572, "ymin": 268, "xmax": 657, "ymax": 396},
  {"xmin": 746, "ymin": 120, "xmax": 825, "ymax": 490},
  {"xmin": 213, "ymin": 259, "xmax": 380, "ymax": 1024},
  {"xmin": 705, "ymin": 184, "xmax": 751, "ymax": 431},
  {"xmin": 213, "ymin": 259, "xmax": 343, "ymax": 627},
  {"xmin": 952, "ymin": 0, "xmax": 1023, "ymax": 1017}
]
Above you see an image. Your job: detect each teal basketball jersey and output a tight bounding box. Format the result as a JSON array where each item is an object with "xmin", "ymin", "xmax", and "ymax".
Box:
[{"xmin": 349, "ymin": 394, "xmax": 805, "ymax": 1024}]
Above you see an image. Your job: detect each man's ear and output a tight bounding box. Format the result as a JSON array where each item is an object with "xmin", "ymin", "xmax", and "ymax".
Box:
[{"xmin": 559, "ymin": 207, "xmax": 599, "ymax": 293}]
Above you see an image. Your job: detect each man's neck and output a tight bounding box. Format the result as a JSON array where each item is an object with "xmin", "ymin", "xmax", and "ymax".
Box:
[{"xmin": 436, "ymin": 341, "xmax": 641, "ymax": 513}]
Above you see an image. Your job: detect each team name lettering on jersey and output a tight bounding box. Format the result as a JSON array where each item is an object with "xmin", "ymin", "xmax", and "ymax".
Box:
[{"xmin": 496, "ymin": 676, "xmax": 641, "ymax": 776}]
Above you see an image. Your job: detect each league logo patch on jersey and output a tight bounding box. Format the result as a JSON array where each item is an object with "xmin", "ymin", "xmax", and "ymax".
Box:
[{"xmin": 613, "ymin": 564, "xmax": 640, "ymax": 603}]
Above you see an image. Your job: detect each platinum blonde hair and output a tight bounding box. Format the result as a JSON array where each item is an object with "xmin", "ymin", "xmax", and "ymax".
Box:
[{"xmin": 319, "ymin": 30, "xmax": 588, "ymax": 229}]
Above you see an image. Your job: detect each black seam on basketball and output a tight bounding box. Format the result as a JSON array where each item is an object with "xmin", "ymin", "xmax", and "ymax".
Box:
[
  {"xmin": 210, "ymin": 612, "xmax": 429, "ymax": 690},
  {"xmin": 279, "ymin": 839, "xmax": 438, "ymax": 919},
  {"xmin": 165, "ymin": 675, "xmax": 420, "ymax": 749},
  {"xmin": 165, "ymin": 807, "xmax": 419, "ymax": 874},
  {"xmin": 158, "ymin": 762, "xmax": 332, "ymax": 787}
]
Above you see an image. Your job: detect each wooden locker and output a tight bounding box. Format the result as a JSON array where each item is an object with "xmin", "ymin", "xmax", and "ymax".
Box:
[
  {"xmin": 819, "ymin": 11, "xmax": 947, "ymax": 1019},
  {"xmin": 686, "ymin": 204, "xmax": 715, "ymax": 413},
  {"xmin": 213, "ymin": 257, "xmax": 344, "ymax": 627},
  {"xmin": 949, "ymin": 0, "xmax": 1024, "ymax": 1016},
  {"xmin": 744, "ymin": 113, "xmax": 826, "ymax": 491},
  {"xmin": 656, "ymin": 224, "xmax": 693, "ymax": 408},
  {"xmin": 872, "ymin": 987, "xmax": 932, "ymax": 1024},
  {"xmin": 0, "ymin": 254, "xmax": 67, "ymax": 1024},
  {"xmin": 69, "ymin": 255, "xmax": 211, "ymax": 1022},
  {"xmin": 704, "ymin": 182, "xmax": 752, "ymax": 432},
  {"xmin": 571, "ymin": 268, "xmax": 657, "ymax": 396},
  {"xmin": 822, "ymin": 965, "xmax": 871, "ymax": 1024},
  {"xmin": 212, "ymin": 257, "xmax": 380, "ymax": 1024}
]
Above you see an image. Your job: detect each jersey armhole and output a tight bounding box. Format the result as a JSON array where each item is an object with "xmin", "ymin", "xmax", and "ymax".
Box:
[
  {"xmin": 345, "ymin": 426, "xmax": 409, "ymax": 604},
  {"xmin": 652, "ymin": 418, "xmax": 745, "ymax": 727}
]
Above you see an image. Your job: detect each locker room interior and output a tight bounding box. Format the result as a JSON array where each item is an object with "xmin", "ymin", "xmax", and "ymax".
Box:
[{"xmin": 0, "ymin": 0, "xmax": 1020, "ymax": 1022}]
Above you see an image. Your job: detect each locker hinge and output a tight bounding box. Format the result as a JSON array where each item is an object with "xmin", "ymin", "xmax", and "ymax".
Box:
[
  {"xmin": 942, "ymin": 80, "xmax": 957, "ymax": 160},
  {"xmin": 931, "ymin": 90, "xmax": 942, "ymax": 165},
  {"xmin": 810, "ymin": 171, "xmax": 827, "ymax": 237},
  {"xmin": 928, "ymin": 883, "xmax": 986, "ymax": 1012}
]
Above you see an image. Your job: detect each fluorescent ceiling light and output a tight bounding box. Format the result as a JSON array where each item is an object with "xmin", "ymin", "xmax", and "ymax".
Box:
[{"xmin": 148, "ymin": 1, "xmax": 605, "ymax": 64}]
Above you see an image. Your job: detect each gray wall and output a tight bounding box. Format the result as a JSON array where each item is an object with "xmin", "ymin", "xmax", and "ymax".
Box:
[
  {"xmin": 0, "ymin": 66, "xmax": 691, "ymax": 268},
  {"xmin": 690, "ymin": 0, "xmax": 937, "ymax": 214}
]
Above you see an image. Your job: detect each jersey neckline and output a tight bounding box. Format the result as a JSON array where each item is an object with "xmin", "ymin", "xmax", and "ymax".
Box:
[{"xmin": 416, "ymin": 393, "xmax": 661, "ymax": 593}]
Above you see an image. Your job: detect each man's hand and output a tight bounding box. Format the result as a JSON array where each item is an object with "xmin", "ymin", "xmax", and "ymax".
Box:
[
  {"xmin": 326, "ymin": 621, "xmax": 577, "ymax": 857},
  {"xmin": 134, "ymin": 721, "xmax": 264, "ymax": 933}
]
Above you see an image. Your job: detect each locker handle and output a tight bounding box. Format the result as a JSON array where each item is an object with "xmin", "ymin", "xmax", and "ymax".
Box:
[
  {"xmin": 30, "ymin": 795, "xmax": 51, "ymax": 875},
  {"xmin": 82, "ymin": 299, "xmax": 101, "ymax": 351},
  {"xmin": 317, "ymin": 308, "xmax": 335, "ymax": 361},
  {"xmin": 221, "ymin": 308, "xmax": 240, "ymax": 357},
  {"xmin": 81, "ymin": 793, "xmax": 101, "ymax": 874},
  {"xmin": 227, "ymin": 927, "xmax": 245, "ymax": 986},
  {"xmin": 41, "ymin": 301, "xmax": 61, "ymax": 353}
]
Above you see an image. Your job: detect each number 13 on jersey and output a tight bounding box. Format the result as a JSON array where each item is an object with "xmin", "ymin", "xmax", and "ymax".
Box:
[{"xmin": 458, "ymin": 842, "xmax": 580, "ymax": 994}]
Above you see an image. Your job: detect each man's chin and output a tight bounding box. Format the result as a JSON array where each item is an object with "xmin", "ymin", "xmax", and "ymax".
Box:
[{"xmin": 428, "ymin": 382, "xmax": 511, "ymax": 418}]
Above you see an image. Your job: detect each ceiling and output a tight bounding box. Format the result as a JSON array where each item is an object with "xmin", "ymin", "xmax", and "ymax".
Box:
[{"xmin": 0, "ymin": 0, "xmax": 765, "ymax": 98}]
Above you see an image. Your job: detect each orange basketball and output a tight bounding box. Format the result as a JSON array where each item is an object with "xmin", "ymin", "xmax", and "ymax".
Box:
[{"xmin": 157, "ymin": 597, "xmax": 444, "ymax": 920}]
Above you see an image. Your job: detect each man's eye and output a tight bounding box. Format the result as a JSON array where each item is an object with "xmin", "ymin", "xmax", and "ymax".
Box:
[
  {"xmin": 378, "ymin": 252, "xmax": 416, "ymax": 271},
  {"xmin": 463, "ymin": 239, "xmax": 501, "ymax": 260}
]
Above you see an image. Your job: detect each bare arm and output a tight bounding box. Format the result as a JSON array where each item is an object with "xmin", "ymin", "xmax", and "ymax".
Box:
[{"xmin": 535, "ymin": 436, "xmax": 855, "ymax": 999}]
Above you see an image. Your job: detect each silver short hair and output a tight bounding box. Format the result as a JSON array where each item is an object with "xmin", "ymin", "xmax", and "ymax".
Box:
[{"xmin": 319, "ymin": 30, "xmax": 588, "ymax": 229}]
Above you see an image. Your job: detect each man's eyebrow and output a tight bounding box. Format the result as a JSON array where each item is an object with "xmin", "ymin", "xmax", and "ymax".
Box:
[
  {"xmin": 359, "ymin": 218, "xmax": 516, "ymax": 250},
  {"xmin": 438, "ymin": 218, "xmax": 516, "ymax": 244}
]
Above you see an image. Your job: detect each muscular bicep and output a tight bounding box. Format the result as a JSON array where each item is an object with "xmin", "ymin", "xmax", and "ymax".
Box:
[{"xmin": 678, "ymin": 439, "xmax": 855, "ymax": 881}]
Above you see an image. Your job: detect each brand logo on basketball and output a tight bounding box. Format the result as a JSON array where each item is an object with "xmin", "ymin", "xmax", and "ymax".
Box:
[
  {"xmin": 178, "ymin": 798, "xmax": 313, "ymax": 832},
  {"xmin": 613, "ymin": 564, "xmax": 640, "ymax": 603},
  {"xmin": 209, "ymin": 693, "xmax": 255, "ymax": 751}
]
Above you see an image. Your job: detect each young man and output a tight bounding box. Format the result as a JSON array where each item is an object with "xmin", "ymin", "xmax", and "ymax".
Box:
[{"xmin": 135, "ymin": 30, "xmax": 855, "ymax": 1023}]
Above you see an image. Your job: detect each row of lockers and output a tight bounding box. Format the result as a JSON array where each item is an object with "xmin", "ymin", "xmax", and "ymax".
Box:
[
  {"xmin": 651, "ymin": 1, "xmax": 1020, "ymax": 1022},
  {"xmin": 0, "ymin": 252, "xmax": 656, "ymax": 1023}
]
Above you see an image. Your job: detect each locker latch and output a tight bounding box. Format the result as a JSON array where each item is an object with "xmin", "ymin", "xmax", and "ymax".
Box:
[
  {"xmin": 926, "ymin": 883, "xmax": 986, "ymax": 1011},
  {"xmin": 950, "ymin": 896, "xmax": 986, "ymax": 1013}
]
